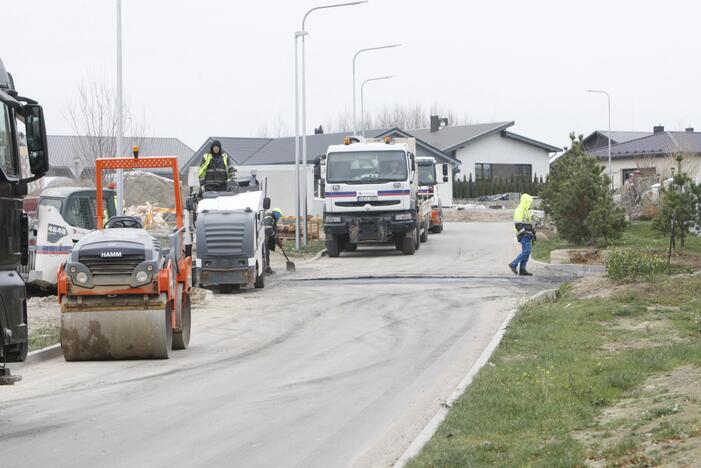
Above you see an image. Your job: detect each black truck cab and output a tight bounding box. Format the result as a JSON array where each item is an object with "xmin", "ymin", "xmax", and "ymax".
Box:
[{"xmin": 0, "ymin": 58, "xmax": 49, "ymax": 365}]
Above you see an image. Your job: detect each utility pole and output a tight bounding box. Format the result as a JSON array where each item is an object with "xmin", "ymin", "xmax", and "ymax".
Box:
[{"xmin": 116, "ymin": 0, "xmax": 124, "ymax": 214}]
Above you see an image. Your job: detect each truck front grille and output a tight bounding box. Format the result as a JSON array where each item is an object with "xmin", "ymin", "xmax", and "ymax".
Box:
[
  {"xmin": 204, "ymin": 225, "xmax": 245, "ymax": 255},
  {"xmin": 335, "ymin": 200, "xmax": 400, "ymax": 207},
  {"xmin": 79, "ymin": 254, "xmax": 145, "ymax": 276}
]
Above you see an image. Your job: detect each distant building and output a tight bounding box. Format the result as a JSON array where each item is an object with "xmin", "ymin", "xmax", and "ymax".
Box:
[
  {"xmin": 182, "ymin": 118, "xmax": 559, "ymax": 215},
  {"xmin": 585, "ymin": 126, "xmax": 701, "ymax": 188}
]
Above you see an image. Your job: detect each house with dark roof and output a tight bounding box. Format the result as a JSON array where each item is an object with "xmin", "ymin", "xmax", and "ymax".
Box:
[
  {"xmin": 182, "ymin": 118, "xmax": 559, "ymax": 214},
  {"xmin": 582, "ymin": 130, "xmax": 652, "ymax": 152},
  {"xmin": 586, "ymin": 125, "xmax": 701, "ymax": 188},
  {"xmin": 46, "ymin": 135, "xmax": 195, "ymax": 179}
]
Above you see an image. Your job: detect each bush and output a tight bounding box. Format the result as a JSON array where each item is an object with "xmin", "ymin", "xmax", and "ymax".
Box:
[
  {"xmin": 541, "ymin": 133, "xmax": 626, "ymax": 245},
  {"xmin": 605, "ymin": 248, "xmax": 668, "ymax": 281}
]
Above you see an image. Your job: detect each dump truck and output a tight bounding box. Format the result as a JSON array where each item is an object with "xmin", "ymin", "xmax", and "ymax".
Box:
[
  {"xmin": 57, "ymin": 155, "xmax": 192, "ymax": 360},
  {"xmin": 0, "ymin": 58, "xmax": 50, "ymax": 383},
  {"xmin": 320, "ymin": 136, "xmax": 430, "ymax": 256},
  {"xmin": 417, "ymin": 156, "xmax": 446, "ymax": 234},
  {"xmin": 194, "ymin": 176, "xmax": 271, "ymax": 293},
  {"xmin": 21, "ymin": 187, "xmax": 117, "ymax": 289}
]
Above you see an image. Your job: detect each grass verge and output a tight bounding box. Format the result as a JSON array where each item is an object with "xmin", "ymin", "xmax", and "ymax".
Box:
[
  {"xmin": 533, "ymin": 221, "xmax": 701, "ymax": 263},
  {"xmin": 280, "ymin": 238, "xmax": 326, "ymax": 259},
  {"xmin": 408, "ymin": 275, "xmax": 701, "ymax": 467},
  {"xmin": 29, "ymin": 325, "xmax": 60, "ymax": 352}
]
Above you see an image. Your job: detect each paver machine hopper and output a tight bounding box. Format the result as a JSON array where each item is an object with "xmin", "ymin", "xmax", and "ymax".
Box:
[{"xmin": 57, "ymin": 155, "xmax": 192, "ymax": 360}]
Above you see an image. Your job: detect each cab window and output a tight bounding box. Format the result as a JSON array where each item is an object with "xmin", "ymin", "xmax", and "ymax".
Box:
[
  {"xmin": 38, "ymin": 197, "xmax": 63, "ymax": 212},
  {"xmin": 0, "ymin": 103, "xmax": 17, "ymax": 177},
  {"xmin": 63, "ymin": 194, "xmax": 99, "ymax": 230}
]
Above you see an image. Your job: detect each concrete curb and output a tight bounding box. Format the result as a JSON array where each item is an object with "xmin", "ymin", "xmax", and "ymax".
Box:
[
  {"xmin": 24, "ymin": 343, "xmax": 62, "ymax": 365},
  {"xmin": 392, "ymin": 287, "xmax": 558, "ymax": 467},
  {"xmin": 299, "ymin": 248, "xmax": 327, "ymax": 265}
]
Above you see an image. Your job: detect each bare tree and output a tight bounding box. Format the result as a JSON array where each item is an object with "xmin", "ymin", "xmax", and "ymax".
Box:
[
  {"xmin": 65, "ymin": 73, "xmax": 146, "ymax": 180},
  {"xmin": 254, "ymin": 114, "xmax": 291, "ymax": 138}
]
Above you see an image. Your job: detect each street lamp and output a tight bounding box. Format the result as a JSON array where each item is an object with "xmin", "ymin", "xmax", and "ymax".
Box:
[
  {"xmin": 352, "ymin": 44, "xmax": 401, "ymax": 136},
  {"xmin": 360, "ymin": 76, "xmax": 393, "ymax": 137},
  {"xmin": 295, "ymin": 1, "xmax": 367, "ymax": 248},
  {"xmin": 115, "ymin": 0, "xmax": 124, "ymax": 214},
  {"xmin": 586, "ymin": 89, "xmax": 612, "ymax": 189}
]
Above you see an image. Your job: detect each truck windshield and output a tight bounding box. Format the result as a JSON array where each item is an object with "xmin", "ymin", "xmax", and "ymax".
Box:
[
  {"xmin": 0, "ymin": 102, "xmax": 16, "ymax": 177},
  {"xmin": 327, "ymin": 150, "xmax": 407, "ymax": 184},
  {"xmin": 418, "ymin": 164, "xmax": 436, "ymax": 185}
]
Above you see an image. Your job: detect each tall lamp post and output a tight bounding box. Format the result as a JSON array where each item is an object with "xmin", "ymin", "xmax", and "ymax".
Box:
[
  {"xmin": 352, "ymin": 44, "xmax": 401, "ymax": 136},
  {"xmin": 115, "ymin": 0, "xmax": 124, "ymax": 214},
  {"xmin": 360, "ymin": 76, "xmax": 393, "ymax": 137},
  {"xmin": 295, "ymin": 1, "xmax": 367, "ymax": 248},
  {"xmin": 586, "ymin": 89, "xmax": 612, "ymax": 189}
]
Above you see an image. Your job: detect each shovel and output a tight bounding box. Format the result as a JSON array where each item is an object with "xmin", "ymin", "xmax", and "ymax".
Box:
[{"xmin": 278, "ymin": 244, "xmax": 296, "ymax": 272}]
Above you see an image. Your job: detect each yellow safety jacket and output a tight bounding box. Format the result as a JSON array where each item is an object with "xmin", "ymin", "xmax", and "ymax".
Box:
[{"xmin": 198, "ymin": 153, "xmax": 232, "ymax": 180}]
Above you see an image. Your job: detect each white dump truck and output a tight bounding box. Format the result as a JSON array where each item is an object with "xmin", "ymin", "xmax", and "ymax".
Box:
[
  {"xmin": 320, "ymin": 136, "xmax": 430, "ymax": 256},
  {"xmin": 417, "ymin": 156, "xmax": 445, "ymax": 234}
]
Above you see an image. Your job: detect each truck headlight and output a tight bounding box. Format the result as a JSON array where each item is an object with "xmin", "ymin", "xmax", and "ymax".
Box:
[
  {"xmin": 395, "ymin": 213, "xmax": 412, "ymax": 221},
  {"xmin": 75, "ymin": 272, "xmax": 88, "ymax": 284},
  {"xmin": 325, "ymin": 216, "xmax": 341, "ymax": 223},
  {"xmin": 136, "ymin": 270, "xmax": 149, "ymax": 283}
]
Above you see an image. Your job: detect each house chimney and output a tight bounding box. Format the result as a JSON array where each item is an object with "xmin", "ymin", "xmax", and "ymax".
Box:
[
  {"xmin": 430, "ymin": 115, "xmax": 440, "ymax": 132},
  {"xmin": 653, "ymin": 125, "xmax": 665, "ymax": 134},
  {"xmin": 685, "ymin": 127, "xmax": 695, "ymax": 132}
]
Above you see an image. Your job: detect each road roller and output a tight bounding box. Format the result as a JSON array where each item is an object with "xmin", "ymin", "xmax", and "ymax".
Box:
[{"xmin": 57, "ymin": 154, "xmax": 192, "ymax": 360}]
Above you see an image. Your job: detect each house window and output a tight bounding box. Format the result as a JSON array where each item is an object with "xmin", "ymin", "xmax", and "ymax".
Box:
[
  {"xmin": 515, "ymin": 164, "xmax": 532, "ymax": 181},
  {"xmin": 475, "ymin": 163, "xmax": 492, "ymax": 181}
]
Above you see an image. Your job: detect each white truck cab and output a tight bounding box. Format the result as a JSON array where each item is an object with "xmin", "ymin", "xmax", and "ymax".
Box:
[
  {"xmin": 321, "ymin": 136, "xmax": 430, "ymax": 256},
  {"xmin": 417, "ymin": 156, "xmax": 445, "ymax": 234}
]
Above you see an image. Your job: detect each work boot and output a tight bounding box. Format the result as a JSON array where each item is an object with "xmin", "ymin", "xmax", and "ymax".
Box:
[
  {"xmin": 508, "ymin": 264, "xmax": 518, "ymax": 275},
  {"xmin": 519, "ymin": 269, "xmax": 533, "ymax": 276},
  {"xmin": 265, "ymin": 266, "xmax": 274, "ymax": 274}
]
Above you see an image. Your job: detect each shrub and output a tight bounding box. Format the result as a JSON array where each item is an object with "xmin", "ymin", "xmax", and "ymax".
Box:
[{"xmin": 605, "ymin": 248, "xmax": 667, "ymax": 281}]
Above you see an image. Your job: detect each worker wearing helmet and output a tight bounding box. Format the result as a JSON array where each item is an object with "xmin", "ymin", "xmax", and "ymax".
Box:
[
  {"xmin": 508, "ymin": 193, "xmax": 536, "ymax": 276},
  {"xmin": 263, "ymin": 208, "xmax": 283, "ymax": 274},
  {"xmin": 198, "ymin": 140, "xmax": 235, "ymax": 192}
]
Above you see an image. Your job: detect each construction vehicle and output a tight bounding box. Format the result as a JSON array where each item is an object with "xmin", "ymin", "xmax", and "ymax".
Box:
[
  {"xmin": 21, "ymin": 187, "xmax": 117, "ymax": 289},
  {"xmin": 57, "ymin": 154, "xmax": 192, "ymax": 360},
  {"xmin": 320, "ymin": 136, "xmax": 431, "ymax": 256},
  {"xmin": 193, "ymin": 176, "xmax": 271, "ymax": 293},
  {"xmin": 0, "ymin": 58, "xmax": 50, "ymax": 383},
  {"xmin": 417, "ymin": 156, "xmax": 446, "ymax": 234}
]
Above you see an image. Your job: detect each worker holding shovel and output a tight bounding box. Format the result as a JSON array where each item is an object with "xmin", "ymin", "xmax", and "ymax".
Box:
[
  {"xmin": 264, "ymin": 208, "xmax": 283, "ymax": 274},
  {"xmin": 508, "ymin": 193, "xmax": 536, "ymax": 276}
]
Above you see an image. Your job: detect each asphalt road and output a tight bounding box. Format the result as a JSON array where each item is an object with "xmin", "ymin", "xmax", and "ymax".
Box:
[{"xmin": 1, "ymin": 223, "xmax": 588, "ymax": 468}]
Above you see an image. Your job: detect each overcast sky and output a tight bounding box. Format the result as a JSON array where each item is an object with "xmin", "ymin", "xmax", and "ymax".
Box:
[{"xmin": 2, "ymin": 0, "xmax": 698, "ymax": 150}]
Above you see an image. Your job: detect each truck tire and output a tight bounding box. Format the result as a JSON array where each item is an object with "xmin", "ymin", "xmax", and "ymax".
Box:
[
  {"xmin": 431, "ymin": 224, "xmax": 443, "ymax": 234},
  {"xmin": 402, "ymin": 232, "xmax": 416, "ymax": 255},
  {"xmin": 254, "ymin": 265, "xmax": 265, "ymax": 289},
  {"xmin": 326, "ymin": 237, "xmax": 341, "ymax": 257},
  {"xmin": 394, "ymin": 236, "xmax": 403, "ymax": 251},
  {"xmin": 420, "ymin": 221, "xmax": 429, "ymax": 243},
  {"xmin": 414, "ymin": 225, "xmax": 421, "ymax": 250},
  {"xmin": 3, "ymin": 341, "xmax": 28, "ymax": 363}
]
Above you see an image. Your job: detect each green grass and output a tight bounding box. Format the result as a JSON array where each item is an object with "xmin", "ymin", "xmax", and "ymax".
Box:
[
  {"xmin": 29, "ymin": 325, "xmax": 60, "ymax": 351},
  {"xmin": 280, "ymin": 238, "xmax": 326, "ymax": 258},
  {"xmin": 408, "ymin": 275, "xmax": 701, "ymax": 467},
  {"xmin": 533, "ymin": 221, "xmax": 701, "ymax": 262}
]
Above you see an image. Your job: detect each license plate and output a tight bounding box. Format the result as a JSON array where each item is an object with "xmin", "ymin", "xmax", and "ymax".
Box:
[{"xmin": 357, "ymin": 196, "xmax": 378, "ymax": 202}]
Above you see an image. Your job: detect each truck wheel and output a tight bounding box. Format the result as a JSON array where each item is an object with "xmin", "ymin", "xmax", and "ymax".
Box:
[
  {"xmin": 394, "ymin": 236, "xmax": 403, "ymax": 251},
  {"xmin": 414, "ymin": 225, "xmax": 421, "ymax": 250},
  {"xmin": 431, "ymin": 224, "xmax": 443, "ymax": 234},
  {"xmin": 326, "ymin": 237, "xmax": 340, "ymax": 257},
  {"xmin": 402, "ymin": 232, "xmax": 416, "ymax": 255},
  {"xmin": 254, "ymin": 265, "xmax": 265, "ymax": 289},
  {"xmin": 3, "ymin": 341, "xmax": 28, "ymax": 363},
  {"xmin": 420, "ymin": 222, "xmax": 429, "ymax": 243}
]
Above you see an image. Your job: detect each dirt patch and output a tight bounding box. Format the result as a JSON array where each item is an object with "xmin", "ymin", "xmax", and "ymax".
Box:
[
  {"xmin": 576, "ymin": 366, "xmax": 701, "ymax": 467},
  {"xmin": 26, "ymin": 295, "xmax": 60, "ymax": 331},
  {"xmin": 444, "ymin": 207, "xmax": 514, "ymax": 222},
  {"xmin": 600, "ymin": 317, "xmax": 686, "ymax": 353},
  {"xmin": 569, "ymin": 274, "xmax": 628, "ymax": 299}
]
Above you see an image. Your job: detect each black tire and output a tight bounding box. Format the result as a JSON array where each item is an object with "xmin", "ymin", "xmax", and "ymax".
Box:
[
  {"xmin": 394, "ymin": 236, "xmax": 403, "ymax": 251},
  {"xmin": 420, "ymin": 222, "xmax": 429, "ymax": 243},
  {"xmin": 414, "ymin": 225, "xmax": 421, "ymax": 250},
  {"xmin": 172, "ymin": 284, "xmax": 191, "ymax": 350},
  {"xmin": 4, "ymin": 340, "xmax": 28, "ymax": 363},
  {"xmin": 326, "ymin": 237, "xmax": 340, "ymax": 257},
  {"xmin": 402, "ymin": 232, "xmax": 416, "ymax": 255},
  {"xmin": 219, "ymin": 284, "xmax": 235, "ymax": 294},
  {"xmin": 254, "ymin": 265, "xmax": 265, "ymax": 289},
  {"xmin": 163, "ymin": 301, "xmax": 173, "ymax": 358},
  {"xmin": 344, "ymin": 242, "xmax": 358, "ymax": 252},
  {"xmin": 431, "ymin": 224, "xmax": 443, "ymax": 234}
]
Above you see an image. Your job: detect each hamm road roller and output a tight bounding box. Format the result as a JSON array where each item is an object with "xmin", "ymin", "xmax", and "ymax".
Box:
[{"xmin": 57, "ymin": 155, "xmax": 192, "ymax": 360}]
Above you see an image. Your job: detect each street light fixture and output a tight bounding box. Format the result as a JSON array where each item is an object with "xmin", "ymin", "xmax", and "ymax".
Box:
[
  {"xmin": 586, "ymin": 89, "xmax": 612, "ymax": 189},
  {"xmin": 352, "ymin": 44, "xmax": 401, "ymax": 136},
  {"xmin": 294, "ymin": 1, "xmax": 368, "ymax": 248},
  {"xmin": 360, "ymin": 76, "xmax": 393, "ymax": 137}
]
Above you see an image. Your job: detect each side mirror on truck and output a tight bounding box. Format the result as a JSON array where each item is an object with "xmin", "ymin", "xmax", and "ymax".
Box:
[
  {"xmin": 22, "ymin": 104, "xmax": 49, "ymax": 177},
  {"xmin": 263, "ymin": 197, "xmax": 271, "ymax": 210}
]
